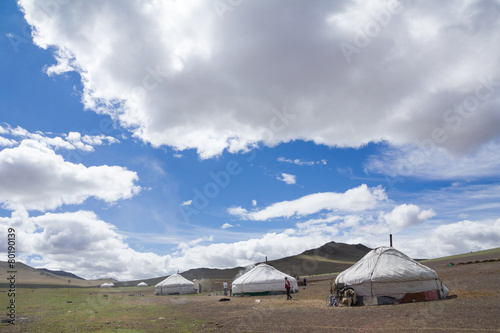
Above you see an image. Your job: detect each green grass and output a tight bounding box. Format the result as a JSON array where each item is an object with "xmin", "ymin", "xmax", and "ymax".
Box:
[{"xmin": 0, "ymin": 287, "xmax": 205, "ymax": 332}]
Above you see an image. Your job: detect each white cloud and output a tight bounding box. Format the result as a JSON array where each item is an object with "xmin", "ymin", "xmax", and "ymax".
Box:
[
  {"xmin": 228, "ymin": 184, "xmax": 387, "ymax": 221},
  {"xmin": 0, "ymin": 136, "xmax": 17, "ymax": 147},
  {"xmin": 0, "ymin": 210, "xmax": 332, "ymax": 277},
  {"xmin": 295, "ymin": 215, "xmax": 342, "ymax": 237},
  {"xmin": 0, "ymin": 210, "xmax": 170, "ymax": 280},
  {"xmin": 181, "ymin": 200, "xmax": 192, "ymax": 206},
  {"xmin": 1, "ymin": 209, "xmax": 497, "ymax": 280},
  {"xmin": 221, "ymin": 223, "xmax": 233, "ymax": 229},
  {"xmin": 400, "ymin": 218, "xmax": 500, "ymax": 259},
  {"xmin": 227, "ymin": 206, "xmax": 249, "ymax": 217},
  {"xmin": 176, "ymin": 236, "xmax": 214, "ymax": 253},
  {"xmin": 365, "ymin": 140, "xmax": 500, "ymax": 180},
  {"xmin": 0, "ymin": 140, "xmax": 140, "ymax": 211},
  {"xmin": 277, "ymin": 157, "xmax": 327, "ymax": 166},
  {"xmin": 383, "ymin": 204, "xmax": 436, "ymax": 231},
  {"xmin": 0, "ymin": 124, "xmax": 119, "ymax": 152},
  {"xmin": 251, "ymin": 200, "xmax": 257, "ymax": 207},
  {"xmin": 277, "ymin": 172, "xmax": 296, "ymax": 185},
  {"xmin": 19, "ymin": 0, "xmax": 500, "ymax": 158}
]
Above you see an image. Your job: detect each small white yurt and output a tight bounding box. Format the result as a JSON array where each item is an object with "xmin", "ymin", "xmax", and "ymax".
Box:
[
  {"xmin": 232, "ymin": 263, "xmax": 298, "ymax": 296},
  {"xmin": 335, "ymin": 246, "xmax": 449, "ymax": 305},
  {"xmin": 154, "ymin": 274, "xmax": 196, "ymax": 295},
  {"xmin": 137, "ymin": 282, "xmax": 148, "ymax": 287},
  {"xmin": 100, "ymin": 282, "xmax": 114, "ymax": 288}
]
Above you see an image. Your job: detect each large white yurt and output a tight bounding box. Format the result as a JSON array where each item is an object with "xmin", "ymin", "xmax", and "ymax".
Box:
[
  {"xmin": 232, "ymin": 263, "xmax": 298, "ymax": 296},
  {"xmin": 335, "ymin": 246, "xmax": 449, "ymax": 305},
  {"xmin": 154, "ymin": 274, "xmax": 196, "ymax": 295},
  {"xmin": 137, "ymin": 282, "xmax": 148, "ymax": 287},
  {"xmin": 99, "ymin": 282, "xmax": 115, "ymax": 288}
]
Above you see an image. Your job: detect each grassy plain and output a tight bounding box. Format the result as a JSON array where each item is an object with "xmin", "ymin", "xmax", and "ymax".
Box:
[{"xmin": 1, "ymin": 286, "xmax": 205, "ymax": 332}]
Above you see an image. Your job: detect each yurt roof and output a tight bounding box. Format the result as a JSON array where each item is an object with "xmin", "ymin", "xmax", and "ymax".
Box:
[
  {"xmin": 336, "ymin": 246, "xmax": 439, "ymax": 286},
  {"xmin": 155, "ymin": 273, "xmax": 194, "ymax": 288},
  {"xmin": 233, "ymin": 263, "xmax": 296, "ymax": 285}
]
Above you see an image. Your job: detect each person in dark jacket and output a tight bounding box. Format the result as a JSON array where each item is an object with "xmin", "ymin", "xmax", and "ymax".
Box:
[{"xmin": 285, "ymin": 277, "xmax": 292, "ymax": 300}]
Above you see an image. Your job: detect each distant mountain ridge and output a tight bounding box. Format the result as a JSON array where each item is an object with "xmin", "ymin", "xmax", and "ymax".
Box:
[
  {"xmin": 37, "ymin": 268, "xmax": 85, "ymax": 280},
  {"xmin": 0, "ymin": 261, "xmax": 118, "ymax": 288}
]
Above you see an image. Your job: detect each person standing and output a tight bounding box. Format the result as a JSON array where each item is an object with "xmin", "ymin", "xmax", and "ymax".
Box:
[
  {"xmin": 285, "ymin": 277, "xmax": 292, "ymax": 300},
  {"xmin": 303, "ymin": 277, "xmax": 307, "ymax": 287},
  {"xmin": 223, "ymin": 281, "xmax": 228, "ymax": 296}
]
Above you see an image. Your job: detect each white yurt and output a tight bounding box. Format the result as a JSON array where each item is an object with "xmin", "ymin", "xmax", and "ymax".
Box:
[
  {"xmin": 232, "ymin": 263, "xmax": 298, "ymax": 296},
  {"xmin": 335, "ymin": 246, "xmax": 449, "ymax": 305},
  {"xmin": 154, "ymin": 274, "xmax": 196, "ymax": 295},
  {"xmin": 137, "ymin": 282, "xmax": 148, "ymax": 287},
  {"xmin": 100, "ymin": 282, "xmax": 115, "ymax": 288}
]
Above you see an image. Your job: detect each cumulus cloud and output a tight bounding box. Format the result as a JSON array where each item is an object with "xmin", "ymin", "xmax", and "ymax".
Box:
[
  {"xmin": 1, "ymin": 208, "xmax": 497, "ymax": 279},
  {"xmin": 383, "ymin": 204, "xmax": 436, "ymax": 230},
  {"xmin": 228, "ymin": 184, "xmax": 387, "ymax": 221},
  {"xmin": 0, "ymin": 124, "xmax": 119, "ymax": 152},
  {"xmin": 0, "ymin": 140, "xmax": 140, "ymax": 211},
  {"xmin": 0, "ymin": 210, "xmax": 170, "ymax": 280},
  {"xmin": 0, "ymin": 136, "xmax": 17, "ymax": 147},
  {"xmin": 401, "ymin": 218, "xmax": 500, "ymax": 259},
  {"xmin": 221, "ymin": 223, "xmax": 233, "ymax": 229},
  {"xmin": 277, "ymin": 172, "xmax": 296, "ymax": 185},
  {"xmin": 18, "ymin": 0, "xmax": 500, "ymax": 158}
]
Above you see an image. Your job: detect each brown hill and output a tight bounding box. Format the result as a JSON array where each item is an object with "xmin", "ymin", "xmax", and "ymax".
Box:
[
  {"xmin": 263, "ymin": 241, "xmax": 371, "ymax": 277},
  {"xmin": 37, "ymin": 268, "xmax": 85, "ymax": 280}
]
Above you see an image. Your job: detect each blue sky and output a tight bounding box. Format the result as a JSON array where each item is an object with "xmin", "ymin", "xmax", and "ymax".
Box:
[{"xmin": 1, "ymin": 0, "xmax": 499, "ymax": 280}]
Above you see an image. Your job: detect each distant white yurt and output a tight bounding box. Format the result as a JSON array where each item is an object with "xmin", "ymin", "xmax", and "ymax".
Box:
[
  {"xmin": 100, "ymin": 282, "xmax": 114, "ymax": 288},
  {"xmin": 232, "ymin": 263, "xmax": 298, "ymax": 296},
  {"xmin": 137, "ymin": 282, "xmax": 148, "ymax": 287},
  {"xmin": 335, "ymin": 246, "xmax": 449, "ymax": 305},
  {"xmin": 154, "ymin": 274, "xmax": 196, "ymax": 295}
]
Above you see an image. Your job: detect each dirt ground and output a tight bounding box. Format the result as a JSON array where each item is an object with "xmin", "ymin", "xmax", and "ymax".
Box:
[{"xmin": 158, "ymin": 254, "xmax": 500, "ymax": 332}]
